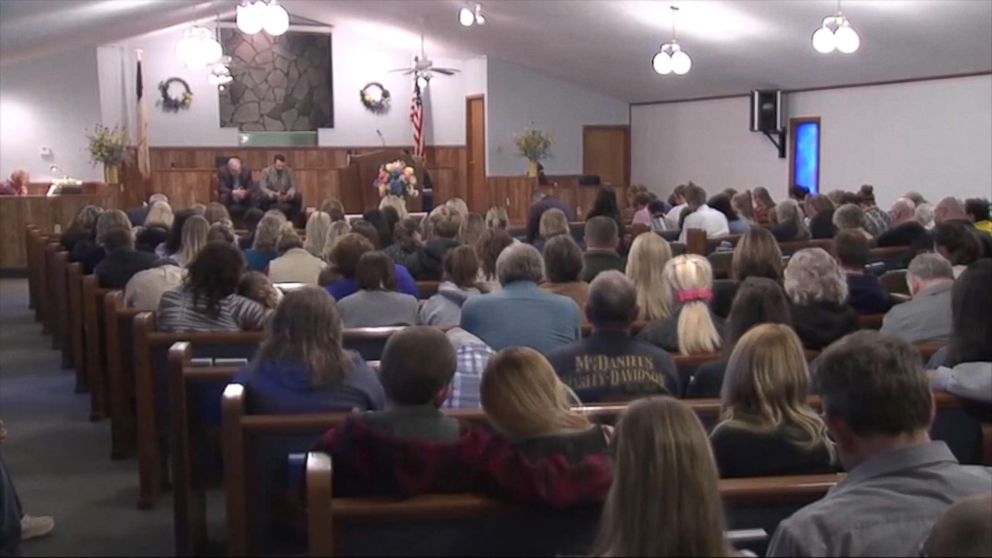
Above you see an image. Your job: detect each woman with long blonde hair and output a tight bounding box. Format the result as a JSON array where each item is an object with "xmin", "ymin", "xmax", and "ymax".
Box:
[
  {"xmin": 594, "ymin": 397, "xmax": 730, "ymax": 557},
  {"xmin": 625, "ymin": 232, "xmax": 673, "ymax": 321},
  {"xmin": 244, "ymin": 213, "xmax": 284, "ymax": 272},
  {"xmin": 144, "ymin": 201, "xmax": 174, "ymax": 229},
  {"xmin": 710, "ymin": 324, "xmax": 835, "ymax": 477},
  {"xmin": 637, "ymin": 255, "xmax": 722, "ymax": 354},
  {"xmin": 481, "ymin": 347, "xmax": 609, "ymax": 458},
  {"xmin": 172, "ymin": 214, "xmax": 209, "ymax": 268},
  {"xmin": 303, "ymin": 210, "xmax": 333, "ymax": 257}
]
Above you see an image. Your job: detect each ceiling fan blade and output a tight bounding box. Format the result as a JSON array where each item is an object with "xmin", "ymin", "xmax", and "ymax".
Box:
[
  {"xmin": 389, "ymin": 68, "xmax": 415, "ymax": 74},
  {"xmin": 433, "ymin": 68, "xmax": 460, "ymax": 75}
]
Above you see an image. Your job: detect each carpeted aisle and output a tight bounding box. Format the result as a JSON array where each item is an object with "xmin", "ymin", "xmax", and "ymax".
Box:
[{"xmin": 0, "ymin": 278, "xmax": 173, "ymax": 556}]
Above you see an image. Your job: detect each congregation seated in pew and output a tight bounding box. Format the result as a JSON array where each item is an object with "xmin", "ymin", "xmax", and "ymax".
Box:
[
  {"xmin": 880, "ymin": 252, "xmax": 954, "ymax": 344},
  {"xmin": 539, "ymin": 235, "xmax": 589, "ymax": 311},
  {"xmin": 419, "ymin": 245, "xmax": 485, "ymax": 327},
  {"xmin": 783, "ymin": 248, "xmax": 859, "ymax": 350},
  {"xmin": 624, "ymin": 231, "xmax": 673, "ymax": 322},
  {"xmin": 337, "ymin": 252, "xmax": 419, "ymax": 328},
  {"xmin": 637, "ymin": 254, "xmax": 724, "ymax": 354},
  {"xmin": 93, "ymin": 227, "xmax": 160, "ymax": 289},
  {"xmin": 834, "ymin": 229, "xmax": 893, "ymax": 315},
  {"xmin": 581, "ymin": 216, "xmax": 625, "ymax": 282}
]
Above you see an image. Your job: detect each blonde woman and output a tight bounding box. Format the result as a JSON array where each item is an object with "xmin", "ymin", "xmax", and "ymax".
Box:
[
  {"xmin": 444, "ymin": 197, "xmax": 469, "ymax": 219},
  {"xmin": 594, "ymin": 397, "xmax": 731, "ymax": 557},
  {"xmin": 244, "ymin": 213, "xmax": 284, "ymax": 272},
  {"xmin": 535, "ymin": 208, "xmax": 569, "ymax": 252},
  {"xmin": 484, "ymin": 206, "xmax": 509, "ymax": 231},
  {"xmin": 625, "ymin": 232, "xmax": 673, "ymax": 321},
  {"xmin": 321, "ymin": 220, "xmax": 352, "ymax": 262},
  {"xmin": 480, "ymin": 347, "xmax": 609, "ymax": 459},
  {"xmin": 144, "ymin": 201, "xmax": 174, "ymax": 229},
  {"xmin": 731, "ymin": 227, "xmax": 783, "ymax": 282},
  {"xmin": 784, "ymin": 247, "xmax": 858, "ymax": 350},
  {"xmin": 637, "ymin": 255, "xmax": 722, "ymax": 354},
  {"xmin": 204, "ymin": 202, "xmax": 231, "ymax": 226},
  {"xmin": 172, "ymin": 215, "xmax": 209, "ymax": 268},
  {"xmin": 771, "ymin": 199, "xmax": 811, "ymax": 242},
  {"xmin": 303, "ymin": 210, "xmax": 333, "ymax": 258},
  {"xmin": 710, "ymin": 324, "xmax": 836, "ymax": 478},
  {"xmin": 458, "ymin": 213, "xmax": 486, "ymax": 246}
]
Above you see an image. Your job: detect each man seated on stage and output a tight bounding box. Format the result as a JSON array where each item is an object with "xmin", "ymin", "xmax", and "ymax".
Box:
[
  {"xmin": 216, "ymin": 156, "xmax": 255, "ymax": 219},
  {"xmin": 256, "ymin": 154, "xmax": 301, "ymax": 222}
]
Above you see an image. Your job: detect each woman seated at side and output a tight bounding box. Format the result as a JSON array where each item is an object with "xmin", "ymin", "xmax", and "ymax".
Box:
[
  {"xmin": 709, "ymin": 324, "xmax": 837, "ymax": 478},
  {"xmin": 336, "ymin": 251, "xmax": 419, "ymax": 328}
]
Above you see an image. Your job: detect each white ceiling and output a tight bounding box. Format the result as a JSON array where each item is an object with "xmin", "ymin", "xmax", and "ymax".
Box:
[{"xmin": 2, "ymin": 0, "xmax": 991, "ymax": 102}]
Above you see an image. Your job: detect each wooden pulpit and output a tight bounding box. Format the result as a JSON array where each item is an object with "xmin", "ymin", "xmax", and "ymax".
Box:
[{"xmin": 339, "ymin": 150, "xmax": 425, "ymax": 213}]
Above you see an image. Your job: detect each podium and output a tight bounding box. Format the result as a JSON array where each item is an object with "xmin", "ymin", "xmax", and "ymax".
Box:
[{"xmin": 339, "ymin": 149, "xmax": 425, "ymax": 213}]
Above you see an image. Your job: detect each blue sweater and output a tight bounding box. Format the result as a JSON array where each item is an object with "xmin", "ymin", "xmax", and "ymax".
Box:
[
  {"xmin": 460, "ymin": 281, "xmax": 582, "ymax": 354},
  {"xmin": 326, "ymin": 264, "xmax": 418, "ymax": 300}
]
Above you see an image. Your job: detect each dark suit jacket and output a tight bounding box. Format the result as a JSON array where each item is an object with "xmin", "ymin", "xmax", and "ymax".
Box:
[
  {"xmin": 216, "ymin": 166, "xmax": 254, "ymax": 205},
  {"xmin": 94, "ymin": 249, "xmax": 161, "ymax": 289}
]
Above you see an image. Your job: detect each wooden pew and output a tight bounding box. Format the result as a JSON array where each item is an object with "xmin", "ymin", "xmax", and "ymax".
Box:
[
  {"xmin": 104, "ymin": 291, "xmax": 143, "ymax": 459},
  {"xmin": 416, "ymin": 281, "xmax": 440, "ymax": 300},
  {"xmin": 81, "ymin": 277, "xmax": 112, "ymax": 420},
  {"xmin": 66, "ymin": 264, "xmax": 87, "ymax": 388},
  {"xmin": 43, "ymin": 243, "xmax": 64, "ymax": 349},
  {"xmin": 33, "ymin": 232, "xmax": 52, "ymax": 329},
  {"xmin": 857, "ymin": 313, "xmax": 884, "ymax": 330},
  {"xmin": 24, "ymin": 225, "xmax": 41, "ymax": 312},
  {"xmin": 47, "ymin": 245, "xmax": 74, "ymax": 373}
]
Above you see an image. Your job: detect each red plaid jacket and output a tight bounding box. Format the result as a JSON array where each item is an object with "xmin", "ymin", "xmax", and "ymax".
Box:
[{"xmin": 315, "ymin": 417, "xmax": 612, "ymax": 509}]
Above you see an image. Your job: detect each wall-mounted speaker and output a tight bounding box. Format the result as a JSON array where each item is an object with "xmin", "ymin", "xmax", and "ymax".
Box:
[{"xmin": 750, "ymin": 90, "xmax": 783, "ymax": 133}]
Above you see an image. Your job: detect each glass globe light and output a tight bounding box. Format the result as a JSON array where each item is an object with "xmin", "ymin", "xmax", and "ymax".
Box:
[
  {"xmin": 417, "ymin": 75, "xmax": 430, "ymax": 89},
  {"xmin": 652, "ymin": 50, "xmax": 672, "ymax": 75},
  {"xmin": 671, "ymin": 50, "xmax": 692, "ymax": 75},
  {"xmin": 263, "ymin": 2, "xmax": 290, "ymax": 36},
  {"xmin": 811, "ymin": 26, "xmax": 836, "ymax": 54},
  {"xmin": 201, "ymin": 35, "xmax": 223, "ymax": 66},
  {"xmin": 459, "ymin": 7, "xmax": 474, "ymax": 26},
  {"xmin": 236, "ymin": 1, "xmax": 264, "ymax": 35},
  {"xmin": 474, "ymin": 4, "xmax": 486, "ymax": 25},
  {"xmin": 835, "ymin": 22, "xmax": 861, "ymax": 53}
]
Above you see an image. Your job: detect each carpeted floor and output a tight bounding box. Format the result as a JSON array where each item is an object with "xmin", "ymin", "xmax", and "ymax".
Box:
[{"xmin": 0, "ymin": 278, "xmax": 173, "ymax": 556}]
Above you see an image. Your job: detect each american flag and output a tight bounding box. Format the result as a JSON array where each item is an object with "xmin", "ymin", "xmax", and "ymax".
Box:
[{"xmin": 409, "ymin": 79, "xmax": 424, "ymax": 159}]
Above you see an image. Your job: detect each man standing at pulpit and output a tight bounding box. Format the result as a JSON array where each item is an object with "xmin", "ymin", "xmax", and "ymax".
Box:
[
  {"xmin": 257, "ymin": 154, "xmax": 301, "ymax": 222},
  {"xmin": 217, "ymin": 156, "xmax": 255, "ymax": 220}
]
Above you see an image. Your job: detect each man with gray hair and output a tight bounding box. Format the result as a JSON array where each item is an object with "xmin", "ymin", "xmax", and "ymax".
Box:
[
  {"xmin": 547, "ymin": 271, "xmax": 678, "ymax": 400},
  {"xmin": 879, "ymin": 253, "xmax": 954, "ymax": 343},
  {"xmin": 460, "ymin": 243, "xmax": 581, "ymax": 354},
  {"xmin": 934, "ymin": 196, "xmax": 968, "ymax": 225},
  {"xmin": 877, "ymin": 197, "xmax": 932, "ymax": 249},
  {"xmin": 833, "ymin": 203, "xmax": 873, "ymax": 239},
  {"xmin": 127, "ymin": 192, "xmax": 170, "ymax": 227},
  {"xmin": 581, "ymin": 216, "xmax": 625, "ymax": 282}
]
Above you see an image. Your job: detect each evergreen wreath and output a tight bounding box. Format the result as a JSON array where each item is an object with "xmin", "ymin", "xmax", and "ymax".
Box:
[{"xmin": 158, "ymin": 78, "xmax": 193, "ymax": 112}]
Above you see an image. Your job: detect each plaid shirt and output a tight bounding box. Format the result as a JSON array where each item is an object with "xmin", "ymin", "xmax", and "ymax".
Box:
[
  {"xmin": 316, "ymin": 417, "xmax": 612, "ymax": 509},
  {"xmin": 863, "ymin": 206, "xmax": 891, "ymax": 238},
  {"xmin": 444, "ymin": 343, "xmax": 494, "ymax": 409}
]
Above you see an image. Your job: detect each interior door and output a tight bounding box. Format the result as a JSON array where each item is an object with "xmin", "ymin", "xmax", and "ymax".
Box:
[
  {"xmin": 466, "ymin": 95, "xmax": 486, "ymax": 212},
  {"xmin": 583, "ymin": 125, "xmax": 630, "ymax": 187}
]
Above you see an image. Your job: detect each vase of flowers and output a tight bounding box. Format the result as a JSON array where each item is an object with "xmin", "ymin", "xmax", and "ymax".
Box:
[
  {"xmin": 86, "ymin": 124, "xmax": 130, "ymax": 185},
  {"xmin": 373, "ymin": 160, "xmax": 419, "ymax": 212},
  {"xmin": 514, "ymin": 128, "xmax": 553, "ymax": 177}
]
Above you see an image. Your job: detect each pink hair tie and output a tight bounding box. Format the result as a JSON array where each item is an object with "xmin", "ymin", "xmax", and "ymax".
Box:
[{"xmin": 677, "ymin": 288, "xmax": 713, "ymax": 303}]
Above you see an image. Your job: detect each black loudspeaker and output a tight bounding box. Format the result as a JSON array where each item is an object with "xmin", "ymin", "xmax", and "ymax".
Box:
[{"xmin": 750, "ymin": 90, "xmax": 783, "ymax": 133}]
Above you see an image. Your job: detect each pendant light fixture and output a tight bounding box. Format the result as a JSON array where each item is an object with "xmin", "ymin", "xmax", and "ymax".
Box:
[
  {"xmin": 176, "ymin": 24, "xmax": 223, "ymax": 70},
  {"xmin": 652, "ymin": 6, "xmax": 691, "ymax": 76},
  {"xmin": 236, "ymin": 0, "xmax": 290, "ymax": 37},
  {"xmin": 812, "ymin": 0, "xmax": 860, "ymax": 54},
  {"xmin": 459, "ymin": 3, "xmax": 485, "ymax": 27}
]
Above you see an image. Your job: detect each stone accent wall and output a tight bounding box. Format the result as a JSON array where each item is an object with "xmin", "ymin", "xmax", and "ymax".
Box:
[{"xmin": 219, "ymin": 30, "xmax": 333, "ymax": 131}]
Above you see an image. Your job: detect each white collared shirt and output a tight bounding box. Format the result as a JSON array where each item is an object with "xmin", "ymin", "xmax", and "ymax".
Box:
[{"xmin": 678, "ymin": 204, "xmax": 730, "ymax": 242}]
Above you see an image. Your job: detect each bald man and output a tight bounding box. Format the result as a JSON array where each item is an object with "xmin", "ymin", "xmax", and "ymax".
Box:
[
  {"xmin": 877, "ymin": 197, "xmax": 931, "ymax": 249},
  {"xmin": 546, "ymin": 271, "xmax": 679, "ymax": 401},
  {"xmin": 934, "ymin": 197, "xmax": 968, "ymax": 225}
]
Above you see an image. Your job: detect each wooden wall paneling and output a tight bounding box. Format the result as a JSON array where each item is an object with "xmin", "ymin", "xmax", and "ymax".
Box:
[
  {"xmin": 486, "ymin": 177, "xmax": 536, "ymax": 223},
  {"xmin": 430, "ymin": 168, "xmax": 458, "ymax": 209}
]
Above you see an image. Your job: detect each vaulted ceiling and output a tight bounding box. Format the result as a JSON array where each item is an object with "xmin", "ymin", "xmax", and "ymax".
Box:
[{"xmin": 2, "ymin": 0, "xmax": 990, "ymax": 103}]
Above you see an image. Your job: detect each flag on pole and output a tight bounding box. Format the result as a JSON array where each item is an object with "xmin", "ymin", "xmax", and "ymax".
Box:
[
  {"xmin": 136, "ymin": 49, "xmax": 150, "ymax": 179},
  {"xmin": 409, "ymin": 79, "xmax": 425, "ymax": 160}
]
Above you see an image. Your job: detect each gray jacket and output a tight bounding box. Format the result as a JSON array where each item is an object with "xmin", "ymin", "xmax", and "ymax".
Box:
[
  {"xmin": 256, "ymin": 165, "xmax": 296, "ymax": 199},
  {"xmin": 880, "ymin": 282, "xmax": 953, "ymax": 344},
  {"xmin": 933, "ymin": 362, "xmax": 992, "ymax": 404},
  {"xmin": 419, "ymin": 282, "xmax": 480, "ymax": 327}
]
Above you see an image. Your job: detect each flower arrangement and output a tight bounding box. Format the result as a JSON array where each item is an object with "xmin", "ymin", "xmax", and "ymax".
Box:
[
  {"xmin": 373, "ymin": 160, "xmax": 419, "ymax": 199},
  {"xmin": 514, "ymin": 128, "xmax": 553, "ymax": 161},
  {"xmin": 85, "ymin": 124, "xmax": 130, "ymax": 167}
]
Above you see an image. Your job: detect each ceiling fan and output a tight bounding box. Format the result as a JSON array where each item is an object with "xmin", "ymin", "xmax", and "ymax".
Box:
[{"xmin": 389, "ymin": 31, "xmax": 460, "ymax": 85}]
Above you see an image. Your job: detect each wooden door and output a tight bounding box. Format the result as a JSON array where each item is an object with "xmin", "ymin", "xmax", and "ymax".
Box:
[
  {"xmin": 466, "ymin": 95, "xmax": 486, "ymax": 212},
  {"xmin": 583, "ymin": 125, "xmax": 630, "ymax": 187}
]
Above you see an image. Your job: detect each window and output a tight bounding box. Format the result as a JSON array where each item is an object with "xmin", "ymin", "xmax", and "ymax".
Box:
[{"xmin": 789, "ymin": 117, "xmax": 821, "ymax": 196}]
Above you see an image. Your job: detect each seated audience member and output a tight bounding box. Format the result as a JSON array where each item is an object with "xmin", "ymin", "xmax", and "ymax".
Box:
[
  {"xmin": 922, "ymin": 494, "xmax": 992, "ymax": 557},
  {"xmin": 408, "ymin": 206, "xmax": 462, "ymax": 280},
  {"xmin": 933, "ymin": 221, "xmax": 984, "ymax": 277},
  {"xmin": 731, "ymin": 190, "xmax": 755, "ymax": 224},
  {"xmin": 124, "ymin": 262, "xmax": 184, "ymax": 311},
  {"xmin": 237, "ymin": 271, "xmax": 281, "ymax": 310},
  {"xmin": 630, "ymin": 191, "xmax": 654, "ymax": 226},
  {"xmin": 203, "ymin": 202, "xmax": 231, "ymax": 227},
  {"xmin": 156, "ymin": 242, "xmax": 270, "ymax": 332},
  {"xmin": 771, "ymin": 199, "xmax": 811, "ymax": 242},
  {"xmin": 336, "ymin": 252, "xmax": 419, "ymax": 328},
  {"xmin": 647, "ymin": 199, "xmax": 672, "ymax": 233},
  {"xmin": 767, "ymin": 331, "xmax": 992, "ymax": 557},
  {"xmin": 709, "ymin": 226, "xmax": 784, "ymax": 317},
  {"xmin": 232, "ymin": 286, "xmax": 385, "ymax": 414},
  {"xmin": 302, "ymin": 211, "xmax": 332, "ymax": 258},
  {"xmin": 320, "ymin": 198, "xmax": 345, "ymax": 218},
  {"xmin": 321, "ymin": 220, "xmax": 352, "ymax": 260},
  {"xmin": 362, "ymin": 209, "xmax": 393, "ymax": 249},
  {"xmin": 445, "ymin": 198, "xmax": 469, "ymax": 219},
  {"xmin": 664, "ymin": 184, "xmax": 689, "ymax": 228},
  {"xmin": 586, "ymin": 188, "xmax": 628, "ymax": 251},
  {"xmin": 581, "ymin": 216, "xmax": 625, "ymax": 282},
  {"xmin": 594, "ymin": 397, "xmax": 732, "ymax": 557},
  {"xmin": 93, "ymin": 227, "xmax": 160, "ymax": 289},
  {"xmin": 965, "ymin": 198, "xmax": 992, "ymax": 234},
  {"xmin": 625, "ymin": 232, "xmax": 673, "ymax": 321},
  {"xmin": 458, "ymin": 213, "xmax": 485, "ymax": 247},
  {"xmin": 533, "ymin": 208, "xmax": 569, "ymax": 253},
  {"xmin": 916, "ymin": 202, "xmax": 936, "ymax": 229},
  {"xmin": 878, "ymin": 197, "xmax": 931, "ymax": 248},
  {"xmin": 237, "ymin": 207, "xmax": 264, "ymax": 250},
  {"xmin": 548, "ymin": 271, "xmax": 678, "ymax": 400},
  {"xmin": 484, "ymin": 206, "xmax": 509, "ymax": 231},
  {"xmin": 443, "ymin": 328, "xmax": 495, "ymax": 409},
  {"xmin": 324, "ymin": 233, "xmax": 417, "ymax": 300},
  {"xmin": 475, "ymin": 228, "xmax": 514, "ymax": 292},
  {"xmin": 142, "ymin": 199, "xmax": 174, "ymax": 230},
  {"xmin": 419, "ymin": 246, "xmax": 483, "ymax": 327},
  {"xmin": 381, "ymin": 215, "xmax": 420, "ymax": 270},
  {"xmin": 638, "ymin": 255, "xmax": 723, "ymax": 355},
  {"xmin": 461, "ymin": 243, "xmax": 582, "ymax": 354},
  {"xmin": 880, "ymin": 253, "xmax": 954, "ymax": 344},
  {"xmin": 169, "ymin": 214, "xmax": 209, "ymax": 268},
  {"xmin": 381, "ymin": 205, "xmax": 401, "ymax": 243},
  {"xmin": 58, "ymin": 207, "xmax": 100, "ymax": 269},
  {"xmin": 752, "ymin": 186, "xmax": 776, "ymax": 224},
  {"xmin": 783, "ymin": 248, "xmax": 859, "ymax": 350},
  {"xmin": 216, "ymin": 156, "xmax": 255, "ymax": 219},
  {"xmin": 934, "ymin": 196, "xmax": 968, "ymax": 226},
  {"xmin": 482, "ymin": 347, "xmax": 610, "ymax": 459},
  {"xmin": 0, "ymin": 168, "xmax": 29, "ymax": 196},
  {"xmin": 159, "ymin": 210, "xmax": 196, "ymax": 261},
  {"xmin": 74, "ymin": 209, "xmax": 129, "ymax": 273},
  {"xmin": 540, "ymin": 235, "xmax": 589, "ymax": 311},
  {"xmin": 526, "ymin": 191, "xmax": 575, "ymax": 244},
  {"xmin": 351, "ymin": 219, "xmax": 381, "ymax": 248},
  {"xmin": 678, "ymin": 183, "xmax": 730, "ymax": 242},
  {"xmin": 904, "ymin": 190, "xmax": 927, "ymax": 207},
  {"xmin": 857, "ymin": 185, "xmax": 890, "ymax": 237},
  {"xmin": 928, "ymin": 259, "xmax": 992, "ymax": 403},
  {"xmin": 708, "ymin": 193, "xmax": 750, "ymax": 235},
  {"xmin": 833, "ymin": 203, "xmax": 873, "ymax": 240},
  {"xmin": 206, "ymin": 222, "xmax": 237, "ymax": 246},
  {"xmin": 710, "ymin": 324, "xmax": 836, "ymax": 477},
  {"xmin": 314, "ymin": 327, "xmax": 612, "ymax": 503},
  {"xmin": 242, "ymin": 213, "xmax": 283, "ymax": 272},
  {"xmin": 688, "ymin": 277, "xmax": 792, "ymax": 399},
  {"xmin": 255, "ymin": 154, "xmax": 301, "ymax": 221},
  {"xmin": 804, "ymin": 194, "xmax": 838, "ymax": 239},
  {"xmin": 834, "ymin": 229, "xmax": 892, "ymax": 315},
  {"xmin": 267, "ymin": 228, "xmax": 324, "ymax": 285}
]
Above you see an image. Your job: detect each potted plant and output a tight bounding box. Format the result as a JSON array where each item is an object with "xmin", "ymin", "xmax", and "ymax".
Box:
[
  {"xmin": 86, "ymin": 124, "xmax": 130, "ymax": 185},
  {"xmin": 514, "ymin": 128, "xmax": 553, "ymax": 178}
]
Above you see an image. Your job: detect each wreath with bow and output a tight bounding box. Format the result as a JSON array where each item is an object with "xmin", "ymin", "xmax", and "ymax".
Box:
[
  {"xmin": 158, "ymin": 78, "xmax": 193, "ymax": 112},
  {"xmin": 360, "ymin": 82, "xmax": 390, "ymax": 114}
]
